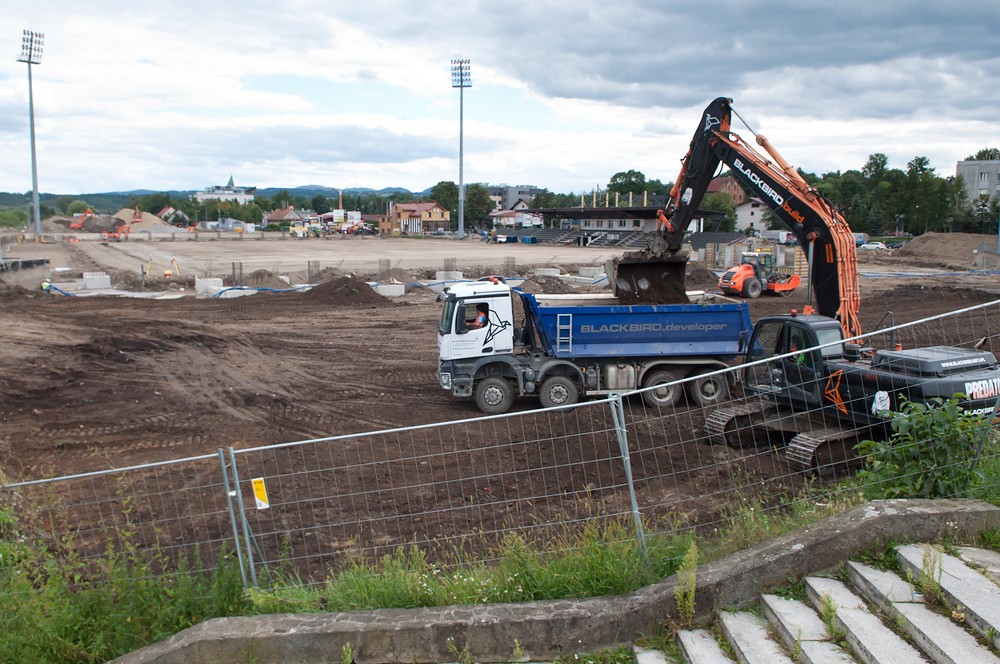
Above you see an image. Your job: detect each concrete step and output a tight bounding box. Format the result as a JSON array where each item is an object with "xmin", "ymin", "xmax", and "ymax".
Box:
[
  {"xmin": 805, "ymin": 575, "xmax": 927, "ymax": 664},
  {"xmin": 633, "ymin": 645, "xmax": 670, "ymax": 664},
  {"xmin": 897, "ymin": 543, "xmax": 1000, "ymax": 651},
  {"xmin": 676, "ymin": 628, "xmax": 735, "ymax": 663},
  {"xmin": 717, "ymin": 611, "xmax": 794, "ymax": 663},
  {"xmin": 760, "ymin": 594, "xmax": 855, "ymax": 663},
  {"xmin": 957, "ymin": 545, "xmax": 1000, "ymax": 587},
  {"xmin": 846, "ymin": 560, "xmax": 1000, "ymax": 664}
]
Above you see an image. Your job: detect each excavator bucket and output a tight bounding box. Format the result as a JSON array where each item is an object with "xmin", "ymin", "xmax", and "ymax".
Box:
[{"xmin": 608, "ymin": 250, "xmax": 690, "ymax": 305}]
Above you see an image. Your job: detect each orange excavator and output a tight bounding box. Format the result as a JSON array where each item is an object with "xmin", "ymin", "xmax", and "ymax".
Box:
[
  {"xmin": 69, "ymin": 208, "xmax": 94, "ymax": 231},
  {"xmin": 101, "ymin": 225, "xmax": 130, "ymax": 242},
  {"xmin": 612, "ymin": 96, "xmax": 860, "ymax": 339}
]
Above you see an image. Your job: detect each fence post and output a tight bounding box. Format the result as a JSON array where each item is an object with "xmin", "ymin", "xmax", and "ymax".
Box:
[
  {"xmin": 227, "ymin": 447, "xmax": 259, "ymax": 587},
  {"xmin": 609, "ymin": 394, "xmax": 648, "ymax": 563},
  {"xmin": 218, "ymin": 448, "xmax": 249, "ymax": 587}
]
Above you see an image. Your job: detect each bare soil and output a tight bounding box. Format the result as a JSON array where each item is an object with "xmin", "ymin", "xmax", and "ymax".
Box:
[{"xmin": 1, "ymin": 235, "xmax": 998, "ymax": 567}]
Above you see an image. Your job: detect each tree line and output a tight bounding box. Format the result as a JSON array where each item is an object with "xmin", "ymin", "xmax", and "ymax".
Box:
[{"xmin": 1, "ymin": 148, "xmax": 998, "ymax": 235}]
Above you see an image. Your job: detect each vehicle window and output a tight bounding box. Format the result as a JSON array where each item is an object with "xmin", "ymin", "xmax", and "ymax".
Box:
[
  {"xmin": 439, "ymin": 299, "xmax": 456, "ymax": 334},
  {"xmin": 749, "ymin": 321, "xmax": 782, "ymax": 362},
  {"xmin": 814, "ymin": 327, "xmax": 845, "ymax": 358},
  {"xmin": 465, "ymin": 302, "xmax": 490, "ymax": 329}
]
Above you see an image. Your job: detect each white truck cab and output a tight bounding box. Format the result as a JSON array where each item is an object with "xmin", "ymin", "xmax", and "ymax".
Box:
[{"xmin": 437, "ymin": 280, "xmax": 516, "ymax": 365}]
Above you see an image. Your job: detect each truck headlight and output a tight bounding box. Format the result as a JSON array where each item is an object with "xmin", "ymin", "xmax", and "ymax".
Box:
[{"xmin": 439, "ymin": 373, "xmax": 452, "ymax": 389}]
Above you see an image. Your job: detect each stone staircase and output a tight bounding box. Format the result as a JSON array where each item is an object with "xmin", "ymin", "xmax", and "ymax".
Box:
[{"xmin": 675, "ymin": 543, "xmax": 1000, "ymax": 664}]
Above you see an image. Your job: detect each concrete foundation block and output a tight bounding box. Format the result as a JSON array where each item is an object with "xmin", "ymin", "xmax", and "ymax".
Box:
[
  {"xmin": 374, "ymin": 283, "xmax": 405, "ymax": 297},
  {"xmin": 83, "ymin": 273, "xmax": 112, "ymax": 290},
  {"xmin": 195, "ymin": 277, "xmax": 224, "ymax": 295}
]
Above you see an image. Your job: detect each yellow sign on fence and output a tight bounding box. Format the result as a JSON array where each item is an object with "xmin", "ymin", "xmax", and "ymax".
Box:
[{"xmin": 251, "ymin": 477, "xmax": 270, "ymax": 510}]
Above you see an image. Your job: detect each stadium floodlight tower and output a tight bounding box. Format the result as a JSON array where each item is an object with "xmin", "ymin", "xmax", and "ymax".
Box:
[
  {"xmin": 17, "ymin": 29, "xmax": 44, "ymax": 238},
  {"xmin": 450, "ymin": 58, "xmax": 471, "ymax": 239}
]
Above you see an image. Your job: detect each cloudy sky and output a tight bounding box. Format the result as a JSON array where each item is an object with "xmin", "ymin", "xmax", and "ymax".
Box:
[{"xmin": 1, "ymin": 1, "xmax": 997, "ymax": 197}]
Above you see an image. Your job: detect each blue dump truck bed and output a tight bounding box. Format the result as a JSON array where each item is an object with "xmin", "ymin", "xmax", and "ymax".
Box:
[{"xmin": 520, "ymin": 291, "xmax": 753, "ymax": 359}]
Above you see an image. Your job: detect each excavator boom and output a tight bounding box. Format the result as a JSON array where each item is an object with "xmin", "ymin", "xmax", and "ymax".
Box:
[{"xmin": 612, "ymin": 97, "xmax": 860, "ymax": 338}]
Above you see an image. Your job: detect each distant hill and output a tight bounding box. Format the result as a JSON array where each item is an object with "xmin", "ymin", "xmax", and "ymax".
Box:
[
  {"xmin": 0, "ymin": 185, "xmax": 435, "ymax": 213},
  {"xmin": 257, "ymin": 186, "xmax": 423, "ymax": 198}
]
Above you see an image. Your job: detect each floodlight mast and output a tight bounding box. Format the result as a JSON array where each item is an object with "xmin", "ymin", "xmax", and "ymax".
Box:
[
  {"xmin": 450, "ymin": 59, "xmax": 471, "ymax": 239},
  {"xmin": 17, "ymin": 30, "xmax": 44, "ymax": 238}
]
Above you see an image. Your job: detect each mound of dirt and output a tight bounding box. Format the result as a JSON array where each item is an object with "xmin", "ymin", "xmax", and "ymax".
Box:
[
  {"xmin": 517, "ymin": 275, "xmax": 577, "ymax": 294},
  {"xmin": 685, "ymin": 265, "xmax": 721, "ymax": 290},
  {"xmin": 242, "ymin": 269, "xmax": 290, "ymax": 289},
  {"xmin": 0, "ymin": 284, "xmax": 38, "ymax": 299},
  {"xmin": 299, "ymin": 275, "xmax": 388, "ymax": 305},
  {"xmin": 895, "ymin": 232, "xmax": 994, "ymax": 268}
]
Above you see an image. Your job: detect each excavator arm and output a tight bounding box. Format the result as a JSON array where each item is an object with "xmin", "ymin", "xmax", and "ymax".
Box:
[{"xmin": 619, "ymin": 97, "xmax": 861, "ymax": 338}]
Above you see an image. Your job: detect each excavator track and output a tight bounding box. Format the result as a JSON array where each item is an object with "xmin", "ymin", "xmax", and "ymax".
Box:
[
  {"xmin": 707, "ymin": 398, "xmax": 865, "ymax": 473},
  {"xmin": 786, "ymin": 427, "xmax": 851, "ymax": 473},
  {"xmin": 704, "ymin": 397, "xmax": 778, "ymax": 449}
]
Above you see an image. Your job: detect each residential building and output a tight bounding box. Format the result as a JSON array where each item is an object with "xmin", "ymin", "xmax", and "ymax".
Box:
[
  {"xmin": 194, "ymin": 175, "xmax": 256, "ymax": 204},
  {"xmin": 735, "ymin": 197, "xmax": 765, "ymax": 233},
  {"xmin": 484, "ymin": 185, "xmax": 545, "ymax": 211},
  {"xmin": 707, "ymin": 175, "xmax": 747, "ymax": 206},
  {"xmin": 387, "ymin": 202, "xmax": 450, "ymax": 235},
  {"xmin": 956, "ymin": 159, "xmax": 1000, "ymax": 203},
  {"xmin": 266, "ymin": 206, "xmax": 304, "ymax": 225}
]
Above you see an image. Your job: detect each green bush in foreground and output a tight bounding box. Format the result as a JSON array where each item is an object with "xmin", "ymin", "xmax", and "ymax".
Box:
[{"xmin": 856, "ymin": 396, "xmax": 994, "ymax": 500}]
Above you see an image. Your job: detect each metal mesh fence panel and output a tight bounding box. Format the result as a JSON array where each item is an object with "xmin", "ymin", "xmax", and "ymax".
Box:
[
  {"xmin": 617, "ymin": 298, "xmax": 1000, "ymax": 543},
  {"xmin": 229, "ymin": 400, "xmax": 636, "ymax": 582},
  {"xmin": 2, "ymin": 453, "xmax": 235, "ymax": 571},
  {"xmin": 1, "ymin": 299, "xmax": 998, "ymax": 592}
]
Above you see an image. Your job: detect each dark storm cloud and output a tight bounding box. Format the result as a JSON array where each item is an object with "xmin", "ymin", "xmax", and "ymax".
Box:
[{"xmin": 344, "ymin": 1, "xmax": 1000, "ymax": 121}]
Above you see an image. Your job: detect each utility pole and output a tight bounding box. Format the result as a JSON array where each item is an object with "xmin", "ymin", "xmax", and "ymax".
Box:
[
  {"xmin": 17, "ymin": 29, "xmax": 44, "ymax": 238},
  {"xmin": 450, "ymin": 59, "xmax": 471, "ymax": 239}
]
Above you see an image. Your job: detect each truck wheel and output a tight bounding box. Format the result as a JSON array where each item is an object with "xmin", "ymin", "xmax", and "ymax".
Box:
[
  {"xmin": 642, "ymin": 370, "xmax": 683, "ymax": 408},
  {"xmin": 539, "ymin": 375, "xmax": 579, "ymax": 409},
  {"xmin": 474, "ymin": 377, "xmax": 513, "ymax": 415},
  {"xmin": 687, "ymin": 371, "xmax": 730, "ymax": 407},
  {"xmin": 743, "ymin": 277, "xmax": 762, "ymax": 299}
]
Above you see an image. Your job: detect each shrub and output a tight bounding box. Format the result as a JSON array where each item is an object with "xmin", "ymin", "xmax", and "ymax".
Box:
[{"xmin": 855, "ymin": 396, "xmax": 992, "ymax": 499}]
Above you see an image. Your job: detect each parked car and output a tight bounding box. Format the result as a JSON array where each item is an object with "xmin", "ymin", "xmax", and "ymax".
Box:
[{"xmin": 859, "ymin": 241, "xmax": 888, "ymax": 251}]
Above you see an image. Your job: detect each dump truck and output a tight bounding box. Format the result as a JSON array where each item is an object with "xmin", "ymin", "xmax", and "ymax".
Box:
[{"xmin": 437, "ymin": 278, "xmax": 752, "ymax": 414}]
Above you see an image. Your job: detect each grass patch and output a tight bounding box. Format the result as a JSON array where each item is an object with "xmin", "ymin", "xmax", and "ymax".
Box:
[{"xmin": 3, "ymin": 433, "xmax": 1000, "ymax": 661}]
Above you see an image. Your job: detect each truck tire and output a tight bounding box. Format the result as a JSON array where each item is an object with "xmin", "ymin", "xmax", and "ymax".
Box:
[
  {"xmin": 743, "ymin": 277, "xmax": 762, "ymax": 299},
  {"xmin": 539, "ymin": 375, "xmax": 579, "ymax": 409},
  {"xmin": 642, "ymin": 370, "xmax": 683, "ymax": 408},
  {"xmin": 474, "ymin": 377, "xmax": 513, "ymax": 415},
  {"xmin": 687, "ymin": 370, "xmax": 729, "ymax": 407}
]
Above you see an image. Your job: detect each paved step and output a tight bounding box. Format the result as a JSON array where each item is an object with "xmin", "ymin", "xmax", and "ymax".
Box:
[
  {"xmin": 633, "ymin": 645, "xmax": 670, "ymax": 664},
  {"xmin": 761, "ymin": 594, "xmax": 854, "ymax": 663},
  {"xmin": 897, "ymin": 543, "xmax": 1000, "ymax": 651},
  {"xmin": 676, "ymin": 628, "xmax": 735, "ymax": 663},
  {"xmin": 846, "ymin": 560, "xmax": 1000, "ymax": 664},
  {"xmin": 957, "ymin": 545, "xmax": 1000, "ymax": 586},
  {"xmin": 805, "ymin": 576, "xmax": 926, "ymax": 664},
  {"xmin": 674, "ymin": 544, "xmax": 1000, "ymax": 664},
  {"xmin": 718, "ymin": 611, "xmax": 794, "ymax": 663}
]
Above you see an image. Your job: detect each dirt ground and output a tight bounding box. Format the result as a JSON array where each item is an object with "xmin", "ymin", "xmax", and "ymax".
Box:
[{"xmin": 2, "ymin": 234, "xmax": 999, "ymax": 567}]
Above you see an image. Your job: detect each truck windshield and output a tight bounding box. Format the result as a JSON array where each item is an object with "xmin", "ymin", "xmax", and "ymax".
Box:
[{"xmin": 439, "ymin": 299, "xmax": 456, "ymax": 335}]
